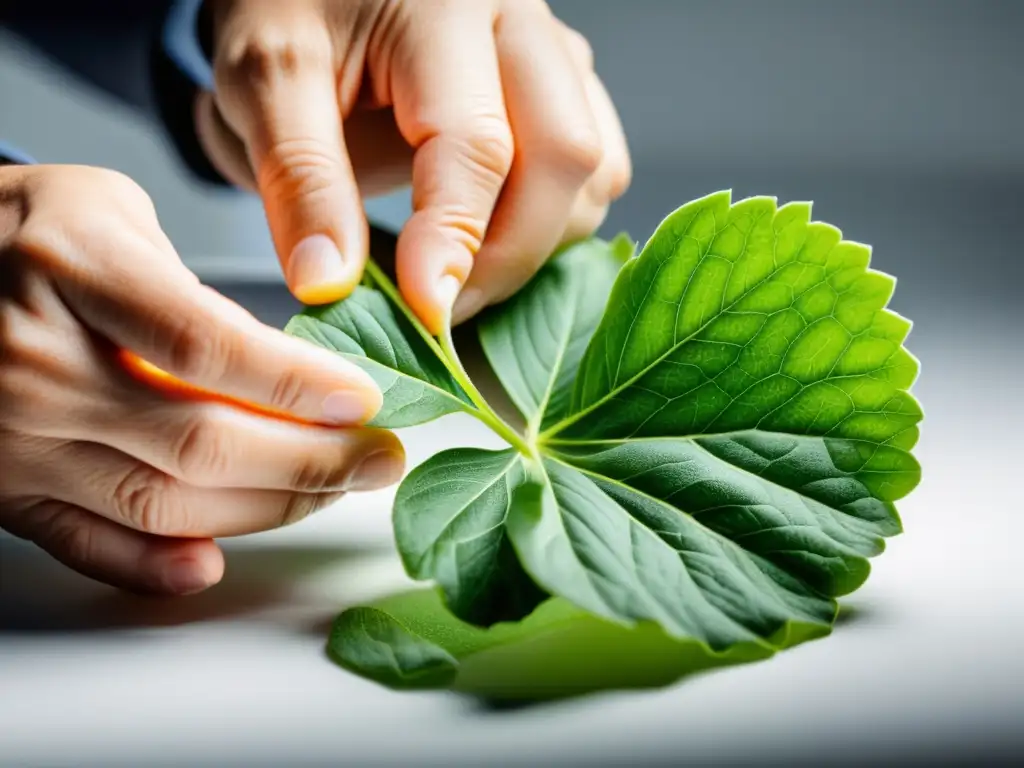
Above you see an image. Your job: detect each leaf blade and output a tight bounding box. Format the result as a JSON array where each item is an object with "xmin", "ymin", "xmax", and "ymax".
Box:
[
  {"xmin": 393, "ymin": 448, "xmax": 546, "ymax": 625},
  {"xmin": 550, "ymin": 192, "xmax": 922, "ymax": 448},
  {"xmin": 327, "ymin": 588, "xmax": 826, "ymax": 700},
  {"xmin": 508, "ymin": 192, "xmax": 924, "ymax": 647},
  {"xmin": 478, "ymin": 237, "xmax": 632, "ymax": 432},
  {"xmin": 285, "ymin": 286, "xmax": 473, "ymax": 428}
]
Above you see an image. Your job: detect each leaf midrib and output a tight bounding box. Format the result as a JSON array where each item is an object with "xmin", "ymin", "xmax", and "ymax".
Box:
[
  {"xmin": 528, "ymin": 273, "xmax": 584, "ymax": 438},
  {"xmin": 405, "ymin": 451, "xmax": 521, "ymax": 569},
  {"xmin": 346, "ymin": 354, "xmax": 472, "ymax": 414},
  {"xmin": 362, "ymin": 259, "xmax": 531, "ymax": 453},
  {"xmin": 546, "ymin": 432, "xmax": 899, "ymax": 535},
  {"xmin": 544, "ymin": 454, "xmax": 833, "ymax": 631}
]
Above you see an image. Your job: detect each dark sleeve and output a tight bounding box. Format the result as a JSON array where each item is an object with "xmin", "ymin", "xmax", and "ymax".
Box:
[
  {"xmin": 0, "ymin": 141, "xmax": 36, "ymax": 166},
  {"xmin": 0, "ymin": 0, "xmax": 228, "ymax": 185}
]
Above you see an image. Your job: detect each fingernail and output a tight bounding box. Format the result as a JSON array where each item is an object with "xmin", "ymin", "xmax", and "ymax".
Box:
[
  {"xmin": 289, "ymin": 234, "xmax": 349, "ymax": 305},
  {"xmin": 322, "ymin": 390, "xmax": 374, "ymax": 425},
  {"xmin": 451, "ymin": 285, "xmax": 486, "ymax": 325},
  {"xmin": 164, "ymin": 557, "xmax": 213, "ymax": 596},
  {"xmin": 345, "ymin": 449, "xmax": 405, "ymax": 491}
]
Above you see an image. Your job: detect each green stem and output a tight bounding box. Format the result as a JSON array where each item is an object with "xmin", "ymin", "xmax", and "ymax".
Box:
[
  {"xmin": 364, "ymin": 259, "xmax": 533, "ymax": 456},
  {"xmin": 438, "ymin": 329, "xmax": 534, "ymax": 457},
  {"xmin": 363, "ymin": 260, "xmax": 448, "ymax": 362}
]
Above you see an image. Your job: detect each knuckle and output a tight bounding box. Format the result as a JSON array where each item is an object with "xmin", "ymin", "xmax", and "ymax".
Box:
[
  {"xmin": 457, "ymin": 119, "xmax": 515, "ymax": 183},
  {"xmin": 0, "ymin": 308, "xmax": 40, "ymax": 423},
  {"xmin": 290, "ymin": 455, "xmax": 351, "ymax": 494},
  {"xmin": 607, "ymin": 157, "xmax": 633, "ymax": 200},
  {"xmin": 0, "ymin": 303, "xmax": 26, "ymax": 361},
  {"xmin": 12, "ymin": 218, "xmax": 69, "ymax": 268},
  {"xmin": 565, "ymin": 203, "xmax": 609, "ymax": 244},
  {"xmin": 219, "ymin": 30, "xmax": 332, "ymax": 87},
  {"xmin": 165, "ymin": 321, "xmax": 228, "ymax": 382},
  {"xmin": 257, "ymin": 139, "xmax": 340, "ymax": 201},
  {"xmin": 269, "ymin": 368, "xmax": 306, "ymax": 413},
  {"xmin": 278, "ymin": 492, "xmax": 319, "ymax": 528},
  {"xmin": 95, "ymin": 167, "xmax": 150, "ymax": 202},
  {"xmin": 60, "ymin": 167, "xmax": 157, "ymax": 219},
  {"xmin": 563, "ymin": 26, "xmax": 594, "ymax": 70},
  {"xmin": 432, "ymin": 207, "xmax": 487, "ymax": 266},
  {"xmin": 550, "ymin": 127, "xmax": 604, "ymax": 179},
  {"xmin": 172, "ymin": 411, "xmax": 231, "ymax": 483},
  {"xmin": 39, "ymin": 504, "xmax": 94, "ymax": 565},
  {"xmin": 112, "ymin": 464, "xmax": 185, "ymax": 536}
]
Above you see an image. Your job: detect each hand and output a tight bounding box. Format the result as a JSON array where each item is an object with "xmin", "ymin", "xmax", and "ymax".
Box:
[
  {"xmin": 0, "ymin": 164, "xmax": 403, "ymax": 595},
  {"xmin": 194, "ymin": 0, "xmax": 632, "ymax": 333}
]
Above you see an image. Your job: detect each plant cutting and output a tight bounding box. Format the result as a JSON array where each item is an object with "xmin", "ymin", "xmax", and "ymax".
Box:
[{"xmin": 285, "ymin": 190, "xmax": 923, "ymax": 699}]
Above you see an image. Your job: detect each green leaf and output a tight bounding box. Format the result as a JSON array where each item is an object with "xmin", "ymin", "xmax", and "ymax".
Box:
[
  {"xmin": 498, "ymin": 192, "xmax": 921, "ymax": 645},
  {"xmin": 287, "ymin": 190, "xmax": 923, "ymax": 695},
  {"xmin": 551, "ymin": 191, "xmax": 921, "ymax": 447},
  {"xmin": 478, "ymin": 237, "xmax": 633, "ymax": 433},
  {"xmin": 510, "ymin": 434, "xmax": 909, "ymax": 649},
  {"xmin": 327, "ymin": 588, "xmax": 826, "ymax": 701},
  {"xmin": 392, "ymin": 448, "xmax": 546, "ymax": 625},
  {"xmin": 285, "ymin": 286, "xmax": 472, "ymax": 428},
  {"xmin": 329, "ymin": 602, "xmax": 458, "ymax": 690}
]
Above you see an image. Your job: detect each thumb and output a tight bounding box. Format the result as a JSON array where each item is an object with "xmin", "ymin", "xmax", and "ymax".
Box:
[{"xmin": 211, "ymin": 13, "xmax": 366, "ymax": 305}]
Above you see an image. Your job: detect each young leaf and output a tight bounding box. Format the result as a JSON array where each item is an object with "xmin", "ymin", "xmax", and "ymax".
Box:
[
  {"xmin": 328, "ymin": 588, "xmax": 826, "ymax": 700},
  {"xmin": 392, "ymin": 448, "xmax": 546, "ymax": 625},
  {"xmin": 285, "ymin": 286, "xmax": 473, "ymax": 428},
  {"xmin": 477, "ymin": 235, "xmax": 635, "ymax": 433}
]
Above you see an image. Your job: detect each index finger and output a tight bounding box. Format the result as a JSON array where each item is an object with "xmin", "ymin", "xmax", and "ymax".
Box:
[
  {"xmin": 32, "ymin": 229, "xmax": 382, "ymax": 425},
  {"xmin": 389, "ymin": 4, "xmax": 513, "ymax": 335},
  {"xmin": 209, "ymin": 5, "xmax": 368, "ymax": 306}
]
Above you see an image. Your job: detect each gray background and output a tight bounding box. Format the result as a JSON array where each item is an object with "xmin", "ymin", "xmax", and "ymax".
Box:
[{"xmin": 1, "ymin": 1, "xmax": 1022, "ymax": 766}]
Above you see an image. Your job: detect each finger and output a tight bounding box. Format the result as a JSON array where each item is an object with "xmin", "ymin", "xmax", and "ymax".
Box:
[
  {"xmin": 211, "ymin": 7, "xmax": 366, "ymax": 305},
  {"xmin": 24, "ymin": 228, "xmax": 382, "ymax": 424},
  {"xmin": 389, "ymin": 3, "xmax": 514, "ymax": 334},
  {"xmin": 560, "ymin": 65, "xmax": 632, "ymax": 246},
  {"xmin": 32, "ymin": 441, "xmax": 357, "ymax": 539},
  {"xmin": 196, "ymin": 91, "xmax": 412, "ymax": 199},
  {"xmin": 194, "ymin": 90, "xmax": 258, "ymax": 192},
  {"xmin": 451, "ymin": 4, "xmax": 602, "ymax": 323},
  {"xmin": 0, "ymin": 299, "xmax": 101, "ymax": 437},
  {"xmin": 74, "ymin": 396, "xmax": 405, "ymax": 493},
  {"xmin": 4, "ymin": 499, "xmax": 224, "ymax": 595}
]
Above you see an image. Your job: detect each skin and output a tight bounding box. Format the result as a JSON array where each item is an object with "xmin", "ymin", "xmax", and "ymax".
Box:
[
  {"xmin": 0, "ymin": 164, "xmax": 402, "ymax": 595},
  {"xmin": 0, "ymin": 0, "xmax": 631, "ymax": 596},
  {"xmin": 196, "ymin": 0, "xmax": 632, "ymax": 331}
]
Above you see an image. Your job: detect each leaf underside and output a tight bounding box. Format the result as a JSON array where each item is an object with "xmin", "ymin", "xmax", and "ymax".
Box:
[
  {"xmin": 285, "ymin": 287, "xmax": 472, "ymax": 428},
  {"xmin": 287, "ymin": 192, "xmax": 923, "ymax": 695},
  {"xmin": 328, "ymin": 588, "xmax": 826, "ymax": 701}
]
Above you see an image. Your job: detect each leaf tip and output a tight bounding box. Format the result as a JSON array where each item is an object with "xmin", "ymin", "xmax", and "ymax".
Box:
[
  {"xmin": 327, "ymin": 606, "xmax": 459, "ymax": 691},
  {"xmin": 774, "ymin": 200, "xmax": 814, "ymax": 231}
]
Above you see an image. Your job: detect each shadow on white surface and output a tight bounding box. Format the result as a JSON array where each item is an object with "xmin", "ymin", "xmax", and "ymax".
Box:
[{"xmin": 0, "ymin": 536, "xmax": 397, "ymax": 635}]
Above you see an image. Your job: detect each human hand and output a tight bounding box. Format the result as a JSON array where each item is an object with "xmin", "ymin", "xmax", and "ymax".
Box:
[
  {"xmin": 193, "ymin": 0, "xmax": 632, "ymax": 333},
  {"xmin": 0, "ymin": 164, "xmax": 403, "ymax": 595}
]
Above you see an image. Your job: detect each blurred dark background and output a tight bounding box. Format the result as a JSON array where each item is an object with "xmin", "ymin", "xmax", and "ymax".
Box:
[{"xmin": 1, "ymin": 2, "xmax": 1021, "ymax": 766}]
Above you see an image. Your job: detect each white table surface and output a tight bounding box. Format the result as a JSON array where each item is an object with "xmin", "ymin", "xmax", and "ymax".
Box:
[{"xmin": 2, "ymin": 312, "xmax": 1021, "ymax": 768}]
